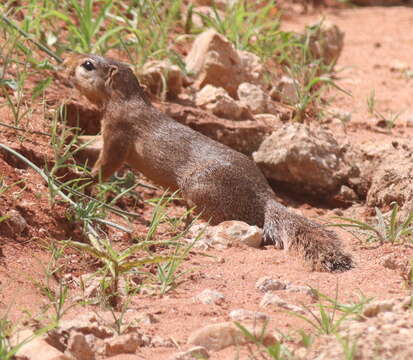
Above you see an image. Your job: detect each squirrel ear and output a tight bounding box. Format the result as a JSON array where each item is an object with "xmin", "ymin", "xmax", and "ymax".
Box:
[{"xmin": 105, "ymin": 65, "xmax": 119, "ymax": 88}]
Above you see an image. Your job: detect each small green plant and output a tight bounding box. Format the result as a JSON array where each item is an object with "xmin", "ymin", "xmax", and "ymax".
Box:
[
  {"xmin": 297, "ymin": 329, "xmax": 313, "ymax": 348},
  {"xmin": 0, "ymin": 143, "xmax": 128, "ymax": 239},
  {"xmin": 47, "ymin": 105, "xmax": 88, "ymax": 208},
  {"xmin": 401, "ymin": 259, "xmax": 413, "ymax": 288},
  {"xmin": 45, "ymin": 0, "xmax": 123, "ymax": 54},
  {"xmin": 97, "ymin": 171, "xmax": 142, "ymax": 206},
  {"xmin": 196, "ymin": 1, "xmax": 282, "ymax": 60},
  {"xmin": 111, "ymin": 0, "xmax": 184, "ymax": 67},
  {"xmin": 0, "ymin": 313, "xmax": 15, "ymax": 360},
  {"xmin": 95, "ymin": 288, "xmax": 140, "ymax": 335},
  {"xmin": 288, "ymin": 66, "xmax": 337, "ymax": 122},
  {"xmin": 40, "ymin": 282, "xmax": 73, "ymax": 325},
  {"xmin": 376, "ymin": 110, "xmax": 402, "ymax": 133},
  {"xmin": 330, "ymin": 202, "xmax": 413, "ymax": 245},
  {"xmin": 0, "ymin": 176, "xmax": 24, "ymax": 197},
  {"xmin": 234, "ymin": 321, "xmax": 293, "ymax": 360},
  {"xmin": 106, "ymin": 299, "xmax": 133, "ymax": 335},
  {"xmin": 367, "ymin": 89, "xmax": 376, "ymax": 116},
  {"xmin": 66, "ymin": 233, "xmax": 175, "ymax": 308},
  {"xmin": 278, "ymin": 21, "xmax": 351, "ymax": 123},
  {"xmin": 32, "ymin": 241, "xmax": 77, "ymax": 325},
  {"xmin": 139, "ymin": 191, "xmax": 203, "ymax": 294},
  {"xmin": 289, "ymin": 287, "xmax": 370, "ymax": 336},
  {"xmin": 0, "ymin": 309, "xmax": 54, "ymax": 360},
  {"xmin": 0, "ymin": 14, "xmax": 55, "ymax": 140},
  {"xmin": 366, "ymin": 90, "xmax": 402, "ymax": 132},
  {"xmin": 156, "ymin": 236, "xmax": 198, "ymax": 295},
  {"xmin": 67, "ymin": 191, "xmax": 202, "ymax": 306},
  {"xmin": 294, "ymin": 301, "xmax": 346, "ymax": 335},
  {"xmin": 0, "ymin": 35, "xmax": 31, "ymax": 130},
  {"xmin": 314, "ymin": 288, "xmax": 372, "ymax": 319},
  {"xmin": 337, "ymin": 335, "xmax": 358, "ymax": 360}
]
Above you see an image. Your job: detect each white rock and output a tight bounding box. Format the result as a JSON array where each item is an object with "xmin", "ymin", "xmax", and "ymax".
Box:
[
  {"xmin": 65, "ymin": 332, "xmax": 95, "ymax": 360},
  {"xmin": 254, "ymin": 113, "xmax": 282, "ymax": 129},
  {"xmin": 329, "ymin": 107, "xmax": 352, "ymax": 124},
  {"xmin": 363, "ymin": 300, "xmax": 395, "ymax": 318},
  {"xmin": 151, "ymin": 335, "xmax": 174, "ymax": 347},
  {"xmin": 253, "ymin": 123, "xmax": 356, "ymax": 197},
  {"xmin": 229, "ymin": 309, "xmax": 270, "ymax": 322},
  {"xmin": 187, "ymin": 322, "xmax": 276, "ymax": 351},
  {"xmin": 170, "ymin": 346, "xmax": 210, "ymax": 360},
  {"xmin": 237, "ymin": 82, "xmax": 269, "ymax": 114},
  {"xmin": 338, "ymin": 184, "xmax": 359, "ymax": 202},
  {"xmin": 189, "ymin": 6, "xmax": 223, "ymax": 28},
  {"xmin": 136, "ymin": 312, "xmax": 159, "ymax": 324},
  {"xmin": 390, "ymin": 60, "xmax": 409, "ymax": 72},
  {"xmin": 186, "ymin": 29, "xmax": 263, "ymax": 97},
  {"xmin": 188, "ymin": 221, "xmax": 263, "ymax": 249},
  {"xmin": 139, "ymin": 59, "xmax": 183, "ymax": 96},
  {"xmin": 260, "ymin": 293, "xmax": 287, "ymax": 308},
  {"xmin": 194, "ymin": 289, "xmax": 225, "ymax": 305},
  {"xmin": 195, "ymin": 85, "xmax": 242, "ymax": 119},
  {"xmin": 272, "ymin": 76, "xmax": 299, "ymax": 105},
  {"xmin": 103, "ymin": 333, "xmax": 141, "ymax": 356},
  {"xmin": 256, "ymin": 277, "xmax": 287, "ymax": 293},
  {"xmin": 5, "ymin": 209, "xmax": 27, "ymax": 235},
  {"xmin": 286, "ymin": 284, "xmax": 317, "ymax": 299},
  {"xmin": 238, "ymin": 50, "xmax": 264, "ymax": 85},
  {"xmin": 259, "ymin": 293, "xmax": 305, "ymax": 314},
  {"xmin": 212, "ymin": 221, "xmax": 263, "ymax": 248},
  {"xmin": 14, "ymin": 330, "xmax": 70, "ymax": 360}
]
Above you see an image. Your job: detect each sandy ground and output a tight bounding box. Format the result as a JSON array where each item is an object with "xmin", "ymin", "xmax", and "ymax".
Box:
[{"xmin": 1, "ymin": 4, "xmax": 413, "ymax": 360}]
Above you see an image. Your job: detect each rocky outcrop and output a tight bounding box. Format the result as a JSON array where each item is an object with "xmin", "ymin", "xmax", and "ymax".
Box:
[
  {"xmin": 366, "ymin": 143, "xmax": 413, "ymax": 218},
  {"xmin": 252, "ymin": 123, "xmax": 358, "ymax": 199},
  {"xmin": 13, "ymin": 311, "xmax": 176, "ymax": 360},
  {"xmin": 195, "ymin": 85, "xmax": 245, "ymax": 119},
  {"xmin": 185, "ymin": 29, "xmax": 264, "ymax": 98},
  {"xmin": 160, "ymin": 102, "xmax": 272, "ymax": 154},
  {"xmin": 237, "ymin": 83, "xmax": 271, "ymax": 114},
  {"xmin": 139, "ymin": 59, "xmax": 184, "ymax": 97},
  {"xmin": 304, "ymin": 296, "xmax": 413, "ymax": 360}
]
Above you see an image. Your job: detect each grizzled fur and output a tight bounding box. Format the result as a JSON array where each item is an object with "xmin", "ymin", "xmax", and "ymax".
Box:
[{"xmin": 63, "ymin": 53, "xmax": 353, "ymax": 272}]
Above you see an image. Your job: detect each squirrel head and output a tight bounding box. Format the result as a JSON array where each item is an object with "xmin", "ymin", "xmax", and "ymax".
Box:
[{"xmin": 63, "ymin": 54, "xmax": 148, "ymax": 106}]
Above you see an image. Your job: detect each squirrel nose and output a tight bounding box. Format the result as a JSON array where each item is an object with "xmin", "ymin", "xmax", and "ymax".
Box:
[{"xmin": 60, "ymin": 58, "xmax": 75, "ymax": 78}]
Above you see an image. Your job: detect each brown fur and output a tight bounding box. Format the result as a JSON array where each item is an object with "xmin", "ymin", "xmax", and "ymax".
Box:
[{"xmin": 63, "ymin": 53, "xmax": 353, "ymax": 272}]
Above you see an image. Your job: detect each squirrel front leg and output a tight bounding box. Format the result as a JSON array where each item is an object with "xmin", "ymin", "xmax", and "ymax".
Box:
[{"xmin": 91, "ymin": 125, "xmax": 130, "ymax": 181}]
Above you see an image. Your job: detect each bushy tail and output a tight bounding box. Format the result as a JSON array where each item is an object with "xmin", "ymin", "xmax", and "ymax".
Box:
[{"xmin": 263, "ymin": 199, "xmax": 353, "ymax": 272}]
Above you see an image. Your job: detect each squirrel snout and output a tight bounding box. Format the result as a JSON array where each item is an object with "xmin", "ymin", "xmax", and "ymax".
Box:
[{"xmin": 61, "ymin": 56, "xmax": 78, "ymax": 78}]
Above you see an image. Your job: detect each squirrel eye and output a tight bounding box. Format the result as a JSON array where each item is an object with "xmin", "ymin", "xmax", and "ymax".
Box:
[{"xmin": 81, "ymin": 60, "xmax": 95, "ymax": 71}]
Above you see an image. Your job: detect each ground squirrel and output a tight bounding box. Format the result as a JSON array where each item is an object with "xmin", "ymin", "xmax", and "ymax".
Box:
[{"xmin": 63, "ymin": 53, "xmax": 353, "ymax": 272}]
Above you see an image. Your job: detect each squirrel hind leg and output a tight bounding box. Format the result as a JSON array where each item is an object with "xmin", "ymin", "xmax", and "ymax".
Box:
[{"xmin": 263, "ymin": 218, "xmax": 285, "ymax": 249}]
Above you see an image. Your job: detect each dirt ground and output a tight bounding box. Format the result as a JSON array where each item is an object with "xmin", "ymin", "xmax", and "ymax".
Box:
[{"xmin": 1, "ymin": 4, "xmax": 413, "ymax": 360}]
